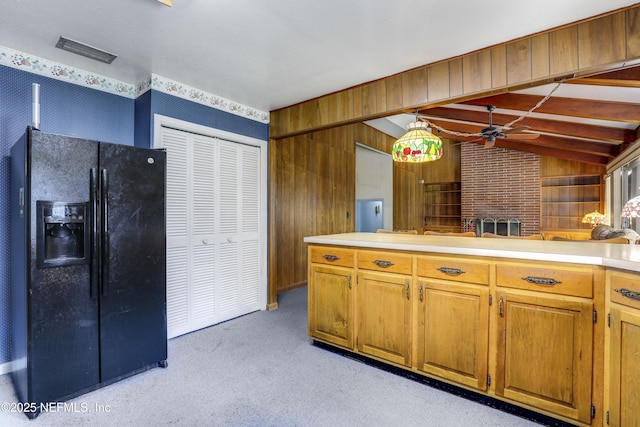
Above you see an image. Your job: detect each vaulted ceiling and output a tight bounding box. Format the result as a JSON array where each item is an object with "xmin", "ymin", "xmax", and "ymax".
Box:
[
  {"xmin": 1, "ymin": 1, "xmax": 638, "ymax": 166},
  {"xmin": 371, "ymin": 66, "xmax": 640, "ymax": 166},
  {"xmin": 0, "ymin": 0, "xmax": 637, "ymax": 113}
]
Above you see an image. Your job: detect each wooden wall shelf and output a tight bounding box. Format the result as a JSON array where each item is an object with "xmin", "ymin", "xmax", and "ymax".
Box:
[
  {"xmin": 541, "ymin": 174, "xmax": 602, "ymax": 230},
  {"xmin": 423, "ymin": 182, "xmax": 461, "ymax": 232}
]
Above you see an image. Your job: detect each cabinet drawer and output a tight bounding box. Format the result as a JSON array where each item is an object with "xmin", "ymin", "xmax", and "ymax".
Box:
[
  {"xmin": 358, "ymin": 250, "xmax": 412, "ymax": 275},
  {"xmin": 610, "ymin": 271, "xmax": 640, "ymax": 310},
  {"xmin": 309, "ymin": 246, "xmax": 354, "ymax": 268},
  {"xmin": 417, "ymin": 256, "xmax": 489, "ymax": 285},
  {"xmin": 496, "ymin": 263, "xmax": 593, "ymax": 298}
]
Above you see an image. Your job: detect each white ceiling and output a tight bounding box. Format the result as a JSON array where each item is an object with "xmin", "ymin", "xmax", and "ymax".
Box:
[{"xmin": 1, "ymin": 0, "xmax": 638, "ymax": 113}]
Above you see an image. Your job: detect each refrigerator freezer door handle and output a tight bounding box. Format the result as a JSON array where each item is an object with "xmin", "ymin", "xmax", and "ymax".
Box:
[
  {"xmin": 90, "ymin": 168, "xmax": 99, "ymax": 298},
  {"xmin": 101, "ymin": 169, "xmax": 109, "ymax": 297}
]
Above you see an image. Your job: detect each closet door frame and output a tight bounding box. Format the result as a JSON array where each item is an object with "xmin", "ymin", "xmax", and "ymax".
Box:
[{"xmin": 153, "ymin": 114, "xmax": 268, "ymax": 337}]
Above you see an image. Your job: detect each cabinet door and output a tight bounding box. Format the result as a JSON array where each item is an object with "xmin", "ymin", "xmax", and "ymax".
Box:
[
  {"xmin": 416, "ymin": 280, "xmax": 489, "ymax": 390},
  {"xmin": 308, "ymin": 264, "xmax": 354, "ymax": 349},
  {"xmin": 495, "ymin": 290, "xmax": 593, "ymax": 423},
  {"xmin": 357, "ymin": 271, "xmax": 412, "ymax": 366},
  {"xmin": 609, "ymin": 307, "xmax": 640, "ymax": 427}
]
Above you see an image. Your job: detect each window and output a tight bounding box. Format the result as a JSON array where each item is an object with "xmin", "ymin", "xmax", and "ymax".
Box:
[{"xmin": 621, "ymin": 157, "xmax": 640, "ymax": 232}]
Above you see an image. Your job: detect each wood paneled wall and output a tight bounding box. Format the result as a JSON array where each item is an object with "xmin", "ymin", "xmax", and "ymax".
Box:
[
  {"xmin": 268, "ymin": 123, "xmax": 460, "ymax": 301},
  {"xmin": 394, "ymin": 139, "xmax": 461, "ymax": 233},
  {"xmin": 270, "ymin": 5, "xmax": 640, "ymax": 139},
  {"xmin": 267, "ymin": 123, "xmax": 606, "ymax": 304},
  {"xmin": 540, "ymin": 156, "xmax": 606, "ymax": 177}
]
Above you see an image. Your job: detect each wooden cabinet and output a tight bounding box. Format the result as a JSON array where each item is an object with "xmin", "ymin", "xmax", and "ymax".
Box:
[
  {"xmin": 356, "ymin": 269, "xmax": 412, "ymax": 366},
  {"xmin": 417, "ymin": 256, "xmax": 490, "ymax": 286},
  {"xmin": 307, "ymin": 243, "xmax": 604, "ymax": 426},
  {"xmin": 423, "ymin": 182, "xmax": 461, "ymax": 232},
  {"xmin": 308, "ymin": 247, "xmax": 355, "ymax": 349},
  {"xmin": 608, "ymin": 308, "xmax": 640, "ymax": 427},
  {"xmin": 540, "ymin": 174, "xmax": 602, "ymax": 231},
  {"xmin": 415, "ymin": 256, "xmax": 490, "ymax": 390},
  {"xmin": 356, "ymin": 250, "xmax": 412, "ymax": 366},
  {"xmin": 495, "ymin": 261, "xmax": 595, "ymax": 423},
  {"xmin": 608, "ymin": 270, "xmax": 640, "ymax": 427},
  {"xmin": 309, "ymin": 246, "xmax": 355, "ymax": 269},
  {"xmin": 416, "ymin": 280, "xmax": 489, "ymax": 390},
  {"xmin": 358, "ymin": 250, "xmax": 412, "ymax": 275},
  {"xmin": 496, "ymin": 262, "xmax": 594, "ymax": 299}
]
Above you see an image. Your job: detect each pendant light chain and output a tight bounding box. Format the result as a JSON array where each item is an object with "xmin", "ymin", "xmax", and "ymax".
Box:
[
  {"xmin": 422, "ymin": 120, "xmax": 482, "ymax": 138},
  {"xmin": 503, "ymin": 79, "xmax": 564, "ymax": 128}
]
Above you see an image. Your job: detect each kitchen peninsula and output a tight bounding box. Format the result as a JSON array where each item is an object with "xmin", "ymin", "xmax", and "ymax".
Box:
[{"xmin": 304, "ymin": 232, "xmax": 640, "ymax": 427}]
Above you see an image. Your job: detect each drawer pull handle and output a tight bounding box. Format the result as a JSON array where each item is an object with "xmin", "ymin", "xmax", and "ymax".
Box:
[
  {"xmin": 323, "ymin": 254, "xmax": 340, "ymax": 262},
  {"xmin": 373, "ymin": 260, "xmax": 394, "ymax": 268},
  {"xmin": 437, "ymin": 267, "xmax": 465, "ymax": 276},
  {"xmin": 615, "ymin": 288, "xmax": 640, "ymax": 301},
  {"xmin": 522, "ymin": 276, "xmax": 562, "ymax": 286}
]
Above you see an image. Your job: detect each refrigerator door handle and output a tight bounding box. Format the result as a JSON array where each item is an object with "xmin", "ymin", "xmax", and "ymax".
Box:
[
  {"xmin": 101, "ymin": 169, "xmax": 109, "ymax": 297},
  {"xmin": 90, "ymin": 168, "xmax": 99, "ymax": 298}
]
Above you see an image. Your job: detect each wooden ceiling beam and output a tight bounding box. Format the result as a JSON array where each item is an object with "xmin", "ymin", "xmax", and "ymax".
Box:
[
  {"xmin": 462, "ymin": 93, "xmax": 640, "ymax": 124},
  {"xmin": 568, "ymin": 78, "xmax": 640, "ymax": 89},
  {"xmin": 458, "ymin": 140, "xmax": 609, "ymax": 166},
  {"xmin": 420, "ymin": 106, "xmax": 634, "ymax": 143},
  {"xmin": 497, "ymin": 142, "xmax": 608, "ymax": 165},
  {"xmin": 567, "ymin": 66, "xmax": 640, "ymax": 88},
  {"xmin": 428, "ymin": 119, "xmax": 620, "ymax": 158}
]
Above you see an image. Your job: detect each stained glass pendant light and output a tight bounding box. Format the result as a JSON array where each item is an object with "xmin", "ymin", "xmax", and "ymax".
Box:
[{"xmin": 392, "ymin": 121, "xmax": 443, "ymax": 163}]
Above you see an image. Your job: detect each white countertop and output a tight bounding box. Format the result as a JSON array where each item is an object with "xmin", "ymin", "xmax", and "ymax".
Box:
[{"xmin": 304, "ymin": 232, "xmax": 640, "ymax": 273}]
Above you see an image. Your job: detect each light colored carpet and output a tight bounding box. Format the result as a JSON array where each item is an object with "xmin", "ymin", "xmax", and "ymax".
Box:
[{"xmin": 0, "ymin": 286, "xmax": 543, "ymax": 426}]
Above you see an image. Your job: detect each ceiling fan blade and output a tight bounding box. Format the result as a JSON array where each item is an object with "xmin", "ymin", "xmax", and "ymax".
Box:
[
  {"xmin": 158, "ymin": 0, "xmax": 172, "ymax": 6},
  {"xmin": 465, "ymin": 137, "xmax": 485, "ymax": 144},
  {"xmin": 502, "ymin": 126, "xmax": 531, "ymax": 134},
  {"xmin": 450, "ymin": 137, "xmax": 484, "ymax": 147},
  {"xmin": 502, "ymin": 133, "xmax": 539, "ymax": 140}
]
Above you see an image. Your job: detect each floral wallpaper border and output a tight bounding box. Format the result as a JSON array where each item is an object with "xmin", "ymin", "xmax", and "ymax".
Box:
[
  {"xmin": 0, "ymin": 45, "xmax": 270, "ymax": 124},
  {"xmin": 137, "ymin": 75, "xmax": 270, "ymax": 123},
  {"xmin": 0, "ymin": 45, "xmax": 136, "ymax": 97}
]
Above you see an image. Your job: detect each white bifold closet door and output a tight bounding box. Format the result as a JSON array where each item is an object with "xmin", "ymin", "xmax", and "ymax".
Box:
[{"xmin": 160, "ymin": 126, "xmax": 263, "ymax": 338}]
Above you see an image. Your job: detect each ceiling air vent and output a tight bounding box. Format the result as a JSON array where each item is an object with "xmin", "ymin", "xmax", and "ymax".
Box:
[{"xmin": 55, "ymin": 36, "xmax": 117, "ymax": 64}]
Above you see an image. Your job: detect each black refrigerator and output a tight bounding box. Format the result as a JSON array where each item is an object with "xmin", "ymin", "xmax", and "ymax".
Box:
[{"xmin": 10, "ymin": 128, "xmax": 167, "ymax": 417}]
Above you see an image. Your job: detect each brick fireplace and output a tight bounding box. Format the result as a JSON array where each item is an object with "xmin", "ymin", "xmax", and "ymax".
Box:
[{"xmin": 460, "ymin": 144, "xmax": 540, "ymax": 236}]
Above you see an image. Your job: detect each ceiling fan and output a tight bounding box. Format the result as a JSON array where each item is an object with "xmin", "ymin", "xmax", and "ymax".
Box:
[{"xmin": 474, "ymin": 105, "xmax": 539, "ymax": 148}]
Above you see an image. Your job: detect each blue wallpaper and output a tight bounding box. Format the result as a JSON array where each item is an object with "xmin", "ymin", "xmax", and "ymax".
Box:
[
  {"xmin": 0, "ymin": 64, "xmax": 269, "ymax": 368},
  {"xmin": 134, "ymin": 90, "xmax": 269, "ymax": 149}
]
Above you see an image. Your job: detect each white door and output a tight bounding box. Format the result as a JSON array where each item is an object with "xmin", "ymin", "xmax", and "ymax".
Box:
[{"xmin": 157, "ymin": 119, "xmax": 266, "ymax": 338}]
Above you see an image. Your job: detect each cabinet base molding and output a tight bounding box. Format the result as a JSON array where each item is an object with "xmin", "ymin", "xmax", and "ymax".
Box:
[{"xmin": 312, "ymin": 340, "xmax": 583, "ymax": 427}]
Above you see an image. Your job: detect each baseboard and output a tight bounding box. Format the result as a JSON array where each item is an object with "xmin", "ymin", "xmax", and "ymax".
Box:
[
  {"xmin": 278, "ymin": 280, "xmax": 307, "ymax": 294},
  {"xmin": 312, "ymin": 340, "xmax": 577, "ymax": 427},
  {"xmin": 0, "ymin": 360, "xmax": 15, "ymax": 376}
]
